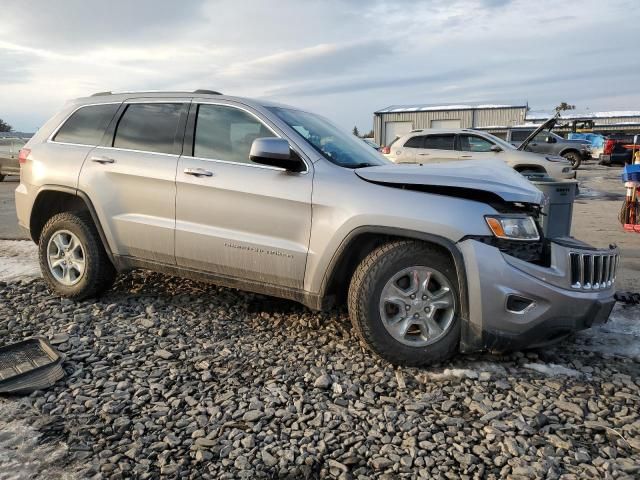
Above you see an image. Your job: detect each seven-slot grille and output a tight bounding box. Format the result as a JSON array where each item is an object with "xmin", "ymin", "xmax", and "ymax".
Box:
[{"xmin": 569, "ymin": 252, "xmax": 618, "ymax": 290}]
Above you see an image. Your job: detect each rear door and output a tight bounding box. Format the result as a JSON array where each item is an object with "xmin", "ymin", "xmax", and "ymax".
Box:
[
  {"xmin": 79, "ymin": 99, "xmax": 190, "ymax": 264},
  {"xmin": 174, "ymin": 101, "xmax": 312, "ymax": 289},
  {"xmin": 420, "ymin": 134, "xmax": 457, "ymax": 162}
]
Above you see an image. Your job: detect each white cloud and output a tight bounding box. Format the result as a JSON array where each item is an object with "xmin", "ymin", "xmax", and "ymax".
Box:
[{"xmin": 0, "ymin": 0, "xmax": 638, "ymax": 132}]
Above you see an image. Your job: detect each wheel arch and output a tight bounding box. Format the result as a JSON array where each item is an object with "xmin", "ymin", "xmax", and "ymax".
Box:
[
  {"xmin": 560, "ymin": 148, "xmax": 581, "ymax": 158},
  {"xmin": 29, "ymin": 186, "xmax": 115, "ymax": 264},
  {"xmin": 320, "ymin": 226, "xmax": 470, "ymax": 338}
]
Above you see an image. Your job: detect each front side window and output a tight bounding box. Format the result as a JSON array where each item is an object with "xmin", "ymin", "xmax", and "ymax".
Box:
[
  {"xmin": 268, "ymin": 107, "xmax": 388, "ymax": 168},
  {"xmin": 113, "ymin": 103, "xmax": 183, "ymax": 154},
  {"xmin": 54, "ymin": 104, "xmax": 120, "ymax": 145},
  {"xmin": 194, "ymin": 105, "xmax": 274, "ymax": 164},
  {"xmin": 403, "ymin": 136, "xmax": 424, "ymax": 148},
  {"xmin": 459, "ymin": 135, "xmax": 494, "ymax": 152},
  {"xmin": 423, "ymin": 134, "xmax": 455, "ymax": 150}
]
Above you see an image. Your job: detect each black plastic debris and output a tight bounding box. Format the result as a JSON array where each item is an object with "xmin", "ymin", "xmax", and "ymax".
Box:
[
  {"xmin": 615, "ymin": 291, "xmax": 640, "ymax": 305},
  {"xmin": 0, "ymin": 338, "xmax": 65, "ymax": 394}
]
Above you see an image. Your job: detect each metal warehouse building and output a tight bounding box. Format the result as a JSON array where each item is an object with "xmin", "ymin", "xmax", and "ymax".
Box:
[
  {"xmin": 373, "ymin": 104, "xmax": 527, "ymax": 146},
  {"xmin": 373, "ymin": 104, "xmax": 640, "ymax": 145}
]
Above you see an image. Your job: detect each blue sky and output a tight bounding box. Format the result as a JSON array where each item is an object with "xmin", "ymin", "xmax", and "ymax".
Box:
[{"xmin": 1, "ymin": 0, "xmax": 639, "ymax": 132}]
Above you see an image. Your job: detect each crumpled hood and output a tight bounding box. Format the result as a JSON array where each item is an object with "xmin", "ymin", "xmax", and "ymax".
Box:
[{"xmin": 355, "ymin": 160, "xmax": 544, "ymax": 204}]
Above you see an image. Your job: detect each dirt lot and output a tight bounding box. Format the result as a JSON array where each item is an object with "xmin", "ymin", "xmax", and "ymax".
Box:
[{"xmin": 0, "ymin": 165, "xmax": 638, "ymax": 479}]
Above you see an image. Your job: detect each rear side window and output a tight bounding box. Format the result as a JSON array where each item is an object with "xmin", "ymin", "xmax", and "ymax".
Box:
[
  {"xmin": 193, "ymin": 104, "xmax": 275, "ymax": 164},
  {"xmin": 403, "ymin": 136, "xmax": 424, "ymax": 148},
  {"xmin": 510, "ymin": 130, "xmax": 533, "ymax": 142},
  {"xmin": 113, "ymin": 103, "xmax": 183, "ymax": 154},
  {"xmin": 53, "ymin": 104, "xmax": 119, "ymax": 145},
  {"xmin": 423, "ymin": 134, "xmax": 455, "ymax": 150}
]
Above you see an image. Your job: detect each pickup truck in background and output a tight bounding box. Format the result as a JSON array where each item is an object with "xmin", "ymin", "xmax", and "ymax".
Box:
[
  {"xmin": 599, "ymin": 134, "xmax": 639, "ymax": 166},
  {"xmin": 505, "ymin": 116, "xmax": 592, "ymax": 169},
  {"xmin": 0, "ymin": 137, "xmax": 26, "ymax": 181}
]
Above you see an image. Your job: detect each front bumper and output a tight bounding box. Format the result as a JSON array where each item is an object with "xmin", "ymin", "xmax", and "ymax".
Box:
[{"xmin": 458, "ymin": 238, "xmax": 618, "ymax": 352}]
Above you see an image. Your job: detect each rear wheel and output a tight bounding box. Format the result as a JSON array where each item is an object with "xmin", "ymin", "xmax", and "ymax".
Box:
[
  {"xmin": 39, "ymin": 211, "xmax": 116, "ymax": 300},
  {"xmin": 562, "ymin": 151, "xmax": 582, "ymax": 170},
  {"xmin": 348, "ymin": 240, "xmax": 460, "ymax": 366}
]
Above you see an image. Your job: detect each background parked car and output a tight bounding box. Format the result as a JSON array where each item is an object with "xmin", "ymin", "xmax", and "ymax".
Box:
[
  {"xmin": 362, "ymin": 138, "xmax": 381, "ymax": 150},
  {"xmin": 505, "ymin": 118, "xmax": 591, "ymax": 169},
  {"xmin": 0, "ymin": 137, "xmax": 25, "ymax": 181},
  {"xmin": 599, "ymin": 134, "xmax": 639, "ymax": 166},
  {"xmin": 381, "ymin": 128, "xmax": 575, "ymax": 179}
]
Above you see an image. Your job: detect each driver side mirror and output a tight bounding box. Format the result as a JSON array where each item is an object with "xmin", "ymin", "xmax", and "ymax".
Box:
[
  {"xmin": 490, "ymin": 144, "xmax": 502, "ymax": 152},
  {"xmin": 250, "ymin": 138, "xmax": 305, "ymax": 172}
]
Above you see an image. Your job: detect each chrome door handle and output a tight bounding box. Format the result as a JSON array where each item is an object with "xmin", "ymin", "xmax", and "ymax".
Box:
[
  {"xmin": 184, "ymin": 167, "xmax": 213, "ymax": 177},
  {"xmin": 460, "ymin": 155, "xmax": 472, "ymax": 158},
  {"xmin": 417, "ymin": 153, "xmax": 430, "ymax": 156},
  {"xmin": 91, "ymin": 156, "xmax": 115, "ymax": 164}
]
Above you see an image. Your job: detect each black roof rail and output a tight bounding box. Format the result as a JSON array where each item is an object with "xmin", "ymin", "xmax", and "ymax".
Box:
[
  {"xmin": 193, "ymin": 89, "xmax": 223, "ymax": 95},
  {"xmin": 91, "ymin": 91, "xmax": 112, "ymax": 96}
]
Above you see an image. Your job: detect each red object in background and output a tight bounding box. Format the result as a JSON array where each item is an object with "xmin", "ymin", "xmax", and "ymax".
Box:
[
  {"xmin": 603, "ymin": 139, "xmax": 616, "ymax": 155},
  {"xmin": 380, "ymin": 146, "xmax": 390, "ymax": 154},
  {"xmin": 18, "ymin": 148, "xmax": 31, "ymax": 164},
  {"xmin": 623, "ymin": 223, "xmax": 640, "ymax": 233}
]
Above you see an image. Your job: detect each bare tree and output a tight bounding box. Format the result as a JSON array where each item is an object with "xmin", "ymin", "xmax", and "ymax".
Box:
[
  {"xmin": 352, "ymin": 126, "xmax": 360, "ymax": 137},
  {"xmin": 554, "ymin": 102, "xmax": 575, "ymax": 113},
  {"xmin": 0, "ymin": 118, "xmax": 12, "ymax": 132}
]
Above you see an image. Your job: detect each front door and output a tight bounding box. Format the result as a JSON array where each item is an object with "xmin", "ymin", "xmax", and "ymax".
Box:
[
  {"xmin": 175, "ymin": 102, "xmax": 312, "ymax": 289},
  {"xmin": 79, "ymin": 100, "xmax": 189, "ymax": 264},
  {"xmin": 457, "ymin": 134, "xmax": 501, "ymax": 161}
]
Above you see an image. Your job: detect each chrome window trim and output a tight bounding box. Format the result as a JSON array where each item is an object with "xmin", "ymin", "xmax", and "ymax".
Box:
[
  {"xmin": 96, "ymin": 145, "xmax": 180, "ymax": 158},
  {"xmin": 47, "ymin": 102, "xmax": 122, "ymax": 146},
  {"xmin": 189, "ymin": 101, "xmax": 310, "ymax": 174}
]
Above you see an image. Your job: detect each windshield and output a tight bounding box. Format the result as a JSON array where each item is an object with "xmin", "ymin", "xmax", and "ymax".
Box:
[{"xmin": 268, "ymin": 107, "xmax": 388, "ymax": 168}]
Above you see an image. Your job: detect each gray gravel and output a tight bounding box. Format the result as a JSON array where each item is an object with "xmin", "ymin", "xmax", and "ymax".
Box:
[{"xmin": 0, "ymin": 271, "xmax": 639, "ymax": 479}]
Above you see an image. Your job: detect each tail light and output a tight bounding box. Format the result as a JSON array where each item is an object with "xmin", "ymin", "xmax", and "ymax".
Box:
[
  {"xmin": 603, "ymin": 139, "xmax": 615, "ymax": 155},
  {"xmin": 381, "ymin": 146, "xmax": 390, "ymax": 154},
  {"xmin": 18, "ymin": 148, "xmax": 31, "ymax": 164}
]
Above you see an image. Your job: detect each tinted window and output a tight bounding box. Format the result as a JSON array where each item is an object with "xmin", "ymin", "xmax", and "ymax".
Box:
[
  {"xmin": 403, "ymin": 136, "xmax": 424, "ymax": 148},
  {"xmin": 459, "ymin": 135, "xmax": 494, "ymax": 152},
  {"xmin": 54, "ymin": 104, "xmax": 119, "ymax": 145},
  {"xmin": 194, "ymin": 104, "xmax": 275, "ymax": 164},
  {"xmin": 113, "ymin": 103, "xmax": 183, "ymax": 154},
  {"xmin": 510, "ymin": 130, "xmax": 533, "ymax": 142},
  {"xmin": 423, "ymin": 134, "xmax": 455, "ymax": 150}
]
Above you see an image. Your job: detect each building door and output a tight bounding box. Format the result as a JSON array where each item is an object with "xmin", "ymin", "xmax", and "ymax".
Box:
[
  {"xmin": 430, "ymin": 119, "xmax": 461, "ymax": 129},
  {"xmin": 384, "ymin": 121, "xmax": 413, "ymax": 146}
]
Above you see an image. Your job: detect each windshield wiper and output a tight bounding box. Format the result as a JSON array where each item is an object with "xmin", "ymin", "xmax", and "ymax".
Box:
[{"xmin": 349, "ymin": 162, "xmax": 376, "ymax": 169}]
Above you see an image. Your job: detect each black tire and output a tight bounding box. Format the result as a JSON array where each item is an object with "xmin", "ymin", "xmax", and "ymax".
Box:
[
  {"xmin": 0, "ymin": 174, "xmax": 5, "ymax": 182},
  {"xmin": 39, "ymin": 211, "xmax": 116, "ymax": 300},
  {"xmin": 348, "ymin": 240, "xmax": 460, "ymax": 366},
  {"xmin": 562, "ymin": 151, "xmax": 582, "ymax": 170}
]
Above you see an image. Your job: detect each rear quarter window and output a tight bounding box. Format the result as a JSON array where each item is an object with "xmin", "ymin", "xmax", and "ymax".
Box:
[
  {"xmin": 53, "ymin": 104, "xmax": 120, "ymax": 145},
  {"xmin": 403, "ymin": 136, "xmax": 424, "ymax": 148}
]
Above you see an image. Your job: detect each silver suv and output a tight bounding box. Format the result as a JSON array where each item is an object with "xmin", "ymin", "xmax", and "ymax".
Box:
[{"xmin": 15, "ymin": 91, "xmax": 618, "ymax": 366}]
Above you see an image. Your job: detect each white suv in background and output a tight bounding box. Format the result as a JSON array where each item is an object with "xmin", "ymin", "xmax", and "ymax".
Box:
[{"xmin": 382, "ymin": 129, "xmax": 575, "ymax": 179}]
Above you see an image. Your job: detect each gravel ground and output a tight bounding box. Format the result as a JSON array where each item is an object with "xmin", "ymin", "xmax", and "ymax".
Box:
[{"xmin": 1, "ymin": 270, "xmax": 639, "ymax": 479}]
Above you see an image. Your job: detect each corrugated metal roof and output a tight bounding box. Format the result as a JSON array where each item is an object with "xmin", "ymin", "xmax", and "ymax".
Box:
[
  {"xmin": 526, "ymin": 110, "xmax": 640, "ymax": 120},
  {"xmin": 375, "ymin": 103, "xmax": 526, "ymax": 114}
]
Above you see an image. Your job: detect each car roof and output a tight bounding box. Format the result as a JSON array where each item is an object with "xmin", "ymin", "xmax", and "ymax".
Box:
[
  {"xmin": 68, "ymin": 90, "xmax": 296, "ymax": 111},
  {"xmin": 400, "ymin": 128, "xmax": 482, "ymax": 137}
]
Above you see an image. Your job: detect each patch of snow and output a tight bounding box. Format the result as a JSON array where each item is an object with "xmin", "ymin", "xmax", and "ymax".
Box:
[
  {"xmin": 0, "ymin": 240, "xmax": 40, "ymax": 282},
  {"xmin": 0, "ymin": 401, "xmax": 77, "ymax": 480},
  {"xmin": 527, "ymin": 110, "xmax": 640, "ymax": 120},
  {"xmin": 523, "ymin": 363, "xmax": 582, "ymax": 377},
  {"xmin": 576, "ymin": 304, "xmax": 640, "ymax": 360},
  {"xmin": 377, "ymin": 103, "xmax": 524, "ymax": 113},
  {"xmin": 421, "ymin": 362, "xmax": 507, "ymax": 381}
]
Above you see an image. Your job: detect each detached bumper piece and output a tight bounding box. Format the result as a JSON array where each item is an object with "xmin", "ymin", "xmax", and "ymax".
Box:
[{"xmin": 0, "ymin": 338, "xmax": 65, "ymax": 395}]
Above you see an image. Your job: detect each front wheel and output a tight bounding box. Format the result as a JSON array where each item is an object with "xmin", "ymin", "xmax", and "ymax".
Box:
[
  {"xmin": 562, "ymin": 151, "xmax": 582, "ymax": 170},
  {"xmin": 348, "ymin": 240, "xmax": 460, "ymax": 366},
  {"xmin": 39, "ymin": 211, "xmax": 116, "ymax": 300}
]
